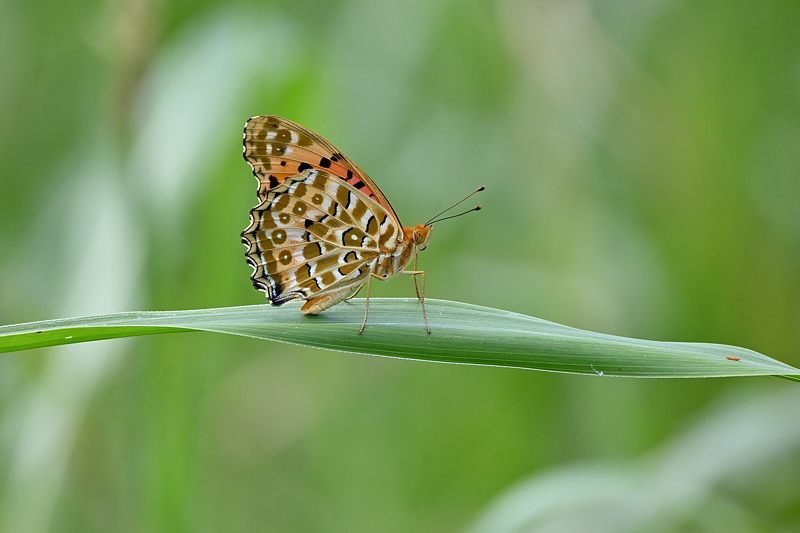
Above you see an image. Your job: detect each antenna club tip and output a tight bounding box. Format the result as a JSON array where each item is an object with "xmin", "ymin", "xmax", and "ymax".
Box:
[
  {"xmin": 477, "ymin": 186, "xmax": 486, "ymax": 192},
  {"xmin": 475, "ymin": 205, "xmax": 482, "ymax": 211}
]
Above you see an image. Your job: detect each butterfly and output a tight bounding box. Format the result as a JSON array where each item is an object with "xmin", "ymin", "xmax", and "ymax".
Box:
[{"xmin": 240, "ymin": 115, "xmax": 482, "ymax": 334}]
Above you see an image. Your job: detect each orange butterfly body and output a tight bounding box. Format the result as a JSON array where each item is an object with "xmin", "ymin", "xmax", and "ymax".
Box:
[{"xmin": 241, "ymin": 116, "xmax": 433, "ymax": 333}]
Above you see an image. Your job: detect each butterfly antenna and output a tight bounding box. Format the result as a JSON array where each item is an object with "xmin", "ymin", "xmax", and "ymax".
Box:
[
  {"xmin": 427, "ymin": 205, "xmax": 482, "ymax": 225},
  {"xmin": 424, "ymin": 186, "xmax": 485, "ymax": 226}
]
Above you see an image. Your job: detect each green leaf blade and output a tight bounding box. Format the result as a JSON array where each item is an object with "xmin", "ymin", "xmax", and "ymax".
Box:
[{"xmin": 1, "ymin": 299, "xmax": 797, "ymax": 379}]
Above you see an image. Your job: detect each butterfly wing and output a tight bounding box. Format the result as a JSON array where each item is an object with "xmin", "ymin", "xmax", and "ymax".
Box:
[
  {"xmin": 243, "ymin": 115, "xmax": 402, "ymax": 226},
  {"xmin": 242, "ymin": 169, "xmax": 401, "ymax": 305}
]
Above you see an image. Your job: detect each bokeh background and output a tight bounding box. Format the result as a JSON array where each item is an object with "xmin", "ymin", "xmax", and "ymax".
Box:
[{"xmin": 2, "ymin": 0, "xmax": 800, "ymax": 531}]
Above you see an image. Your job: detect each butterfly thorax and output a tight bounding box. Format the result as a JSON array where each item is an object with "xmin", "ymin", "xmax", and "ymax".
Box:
[
  {"xmin": 374, "ymin": 237, "xmax": 412, "ymax": 279},
  {"xmin": 372, "ymin": 225, "xmax": 431, "ymax": 279}
]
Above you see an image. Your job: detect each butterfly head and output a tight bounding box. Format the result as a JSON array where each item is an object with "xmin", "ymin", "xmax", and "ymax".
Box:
[
  {"xmin": 403, "ymin": 224, "xmax": 433, "ymax": 251},
  {"xmin": 412, "ymin": 224, "xmax": 432, "ymax": 251}
]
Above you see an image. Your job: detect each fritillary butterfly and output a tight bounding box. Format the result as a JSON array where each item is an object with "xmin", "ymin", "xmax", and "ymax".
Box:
[{"xmin": 240, "ymin": 115, "xmax": 482, "ymax": 334}]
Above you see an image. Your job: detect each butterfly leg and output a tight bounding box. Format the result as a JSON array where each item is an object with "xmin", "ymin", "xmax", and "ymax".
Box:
[
  {"xmin": 411, "ymin": 254, "xmax": 422, "ymax": 301},
  {"xmin": 359, "ymin": 274, "xmax": 376, "ymax": 335},
  {"xmin": 400, "ymin": 268, "xmax": 430, "ymax": 334}
]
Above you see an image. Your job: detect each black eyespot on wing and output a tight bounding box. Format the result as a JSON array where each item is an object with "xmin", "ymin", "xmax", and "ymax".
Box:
[
  {"xmin": 268, "ymin": 175, "xmax": 279, "ymax": 189},
  {"xmin": 346, "ymin": 169, "xmax": 353, "ymax": 179},
  {"xmin": 319, "ymin": 157, "xmax": 332, "ymax": 168},
  {"xmin": 304, "ymin": 219, "xmax": 314, "ymax": 229},
  {"xmin": 353, "ymin": 180, "xmax": 365, "ymax": 189},
  {"xmin": 298, "ymin": 162, "xmax": 313, "ymax": 172}
]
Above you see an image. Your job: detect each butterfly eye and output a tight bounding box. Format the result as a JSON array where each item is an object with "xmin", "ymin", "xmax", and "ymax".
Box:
[{"xmin": 413, "ymin": 228, "xmax": 430, "ymax": 248}]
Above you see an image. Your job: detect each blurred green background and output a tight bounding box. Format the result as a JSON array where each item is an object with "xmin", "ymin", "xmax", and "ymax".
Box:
[{"xmin": 1, "ymin": 0, "xmax": 799, "ymax": 531}]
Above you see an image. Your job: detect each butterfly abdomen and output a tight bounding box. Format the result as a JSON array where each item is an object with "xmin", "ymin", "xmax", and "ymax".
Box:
[{"xmin": 300, "ymin": 284, "xmax": 362, "ymax": 314}]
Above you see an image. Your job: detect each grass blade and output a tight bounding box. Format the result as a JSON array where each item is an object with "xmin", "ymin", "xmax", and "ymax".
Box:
[{"xmin": 1, "ymin": 299, "xmax": 797, "ymax": 379}]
